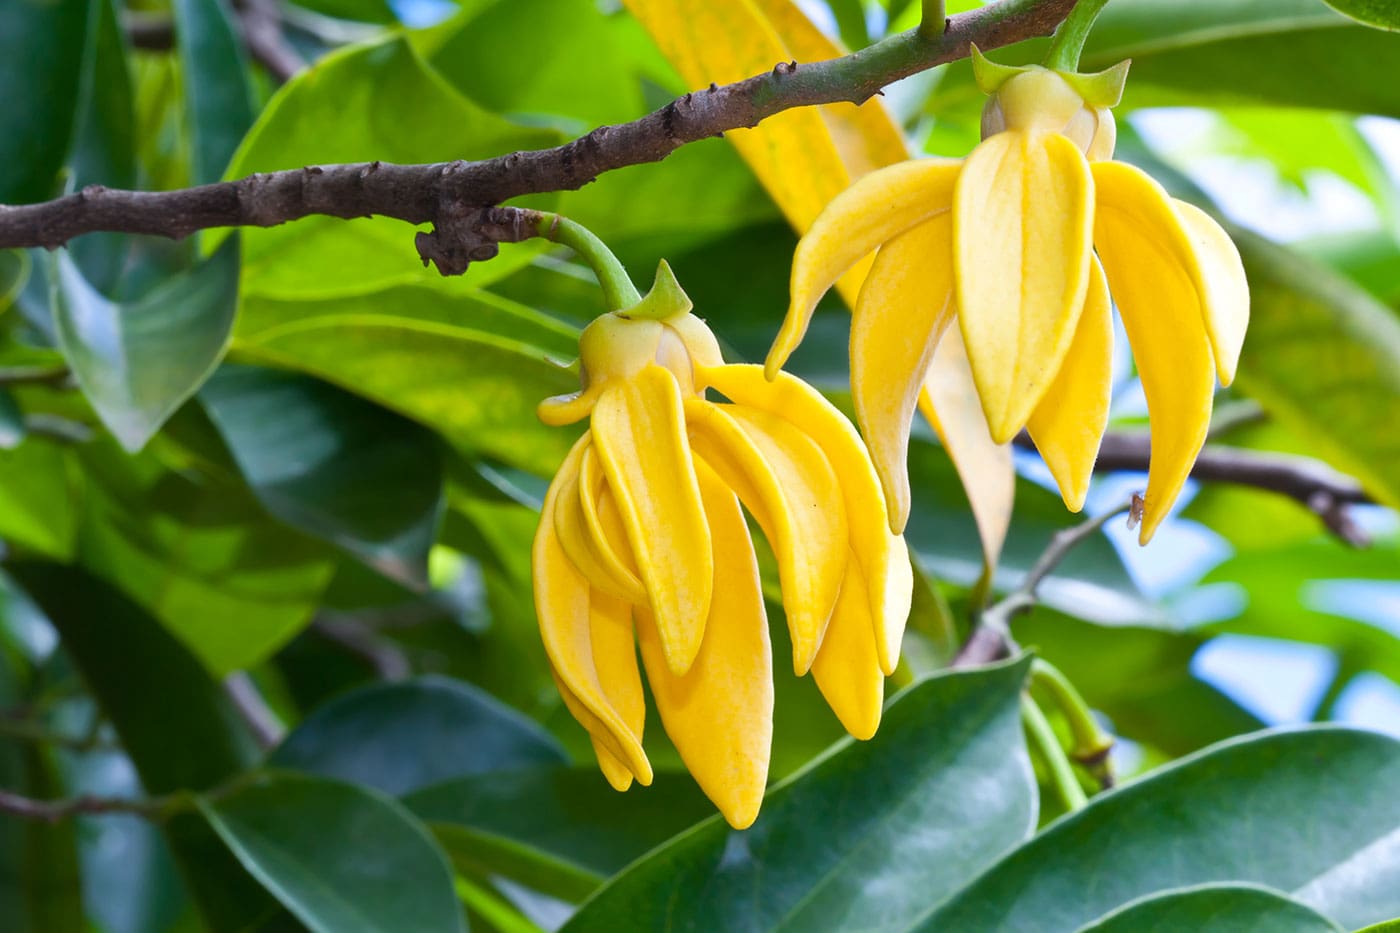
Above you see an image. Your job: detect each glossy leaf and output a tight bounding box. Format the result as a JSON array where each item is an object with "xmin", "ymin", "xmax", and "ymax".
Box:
[
  {"xmin": 173, "ymin": 0, "xmax": 256, "ymax": 186},
  {"xmin": 1077, "ymin": 883, "xmax": 1343, "ymax": 933},
  {"xmin": 272, "ymin": 676, "xmax": 567, "ymax": 796},
  {"xmin": 202, "ymin": 772, "xmax": 465, "ymax": 933},
  {"xmin": 921, "ymin": 728, "xmax": 1400, "ymax": 931},
  {"xmin": 1320, "ymin": 0, "xmax": 1400, "ymax": 29},
  {"xmin": 408, "ymin": 767, "xmax": 713, "ymax": 902},
  {"xmin": 564, "ymin": 659, "xmax": 1035, "ymax": 932},
  {"xmin": 201, "ymin": 365, "xmax": 446, "ymax": 587},
  {"xmin": 54, "ymin": 238, "xmax": 241, "ymax": 452},
  {"xmin": 0, "ymin": 0, "xmax": 87, "ymax": 203}
]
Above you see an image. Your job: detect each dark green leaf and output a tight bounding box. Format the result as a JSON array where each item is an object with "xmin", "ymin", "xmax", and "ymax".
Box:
[
  {"xmin": 0, "ymin": 0, "xmax": 87, "ymax": 203},
  {"xmin": 408, "ymin": 767, "xmax": 713, "ymax": 901},
  {"xmin": 201, "ymin": 365, "xmax": 446, "ymax": 587},
  {"xmin": 54, "ymin": 238, "xmax": 240, "ymax": 452},
  {"xmin": 1078, "ymin": 883, "xmax": 1343, "ymax": 932},
  {"xmin": 0, "ymin": 746, "xmax": 84, "ymax": 933},
  {"xmin": 173, "ymin": 0, "xmax": 256, "ymax": 186},
  {"xmin": 564, "ymin": 659, "xmax": 1035, "ymax": 932},
  {"xmin": 272, "ymin": 676, "xmax": 566, "ymax": 795},
  {"xmin": 202, "ymin": 772, "xmax": 466, "ymax": 933},
  {"xmin": 920, "ymin": 728, "xmax": 1400, "ymax": 931}
]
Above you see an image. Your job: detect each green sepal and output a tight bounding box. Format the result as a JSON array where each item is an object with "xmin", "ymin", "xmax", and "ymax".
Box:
[
  {"xmin": 621, "ymin": 259, "xmax": 692, "ymax": 322},
  {"xmin": 1058, "ymin": 59, "xmax": 1132, "ymax": 109},
  {"xmin": 971, "ymin": 44, "xmax": 1035, "ymax": 95}
]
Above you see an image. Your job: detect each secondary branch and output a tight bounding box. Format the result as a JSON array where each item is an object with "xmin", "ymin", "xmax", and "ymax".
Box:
[{"xmin": 0, "ymin": 0, "xmax": 1076, "ymax": 272}]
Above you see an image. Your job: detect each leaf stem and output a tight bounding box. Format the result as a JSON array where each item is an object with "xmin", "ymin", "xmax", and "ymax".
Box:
[
  {"xmin": 1031, "ymin": 659, "xmax": 1114, "ymax": 787},
  {"xmin": 1043, "ymin": 0, "xmax": 1110, "ymax": 71},
  {"xmin": 918, "ymin": 0, "xmax": 947, "ymax": 38},
  {"xmin": 1021, "ymin": 695, "xmax": 1088, "ymax": 812},
  {"xmin": 532, "ymin": 212, "xmax": 641, "ymax": 311}
]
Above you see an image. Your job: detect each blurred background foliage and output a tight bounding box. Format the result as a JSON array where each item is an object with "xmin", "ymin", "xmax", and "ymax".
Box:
[{"xmin": 1, "ymin": 0, "xmax": 1400, "ymax": 930}]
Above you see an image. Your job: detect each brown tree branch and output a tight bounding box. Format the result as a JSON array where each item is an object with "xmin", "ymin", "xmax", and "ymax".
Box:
[{"xmin": 3, "ymin": 0, "xmax": 1076, "ymax": 272}]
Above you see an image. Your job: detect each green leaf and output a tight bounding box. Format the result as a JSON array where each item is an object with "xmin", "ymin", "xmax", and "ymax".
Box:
[
  {"xmin": 0, "ymin": 0, "xmax": 87, "ymax": 203},
  {"xmin": 73, "ymin": 436, "xmax": 336, "ymax": 675},
  {"xmin": 232, "ymin": 290, "xmax": 579, "ymax": 476},
  {"xmin": 407, "ymin": 767, "xmax": 713, "ymax": 902},
  {"xmin": 54, "ymin": 237, "xmax": 241, "ymax": 452},
  {"xmin": 1077, "ymin": 883, "xmax": 1343, "ymax": 932},
  {"xmin": 201, "ymin": 364, "xmax": 446, "ymax": 588},
  {"xmin": 201, "ymin": 772, "xmax": 466, "ymax": 933},
  {"xmin": 919, "ymin": 728, "xmax": 1400, "ymax": 932},
  {"xmin": 8, "ymin": 562, "xmax": 279, "ymax": 930},
  {"xmin": 271, "ymin": 676, "xmax": 567, "ymax": 796},
  {"xmin": 1356, "ymin": 919, "xmax": 1400, "ymax": 933},
  {"xmin": 1227, "ymin": 229, "xmax": 1400, "ymax": 511},
  {"xmin": 0, "ymin": 439, "xmax": 80, "ymax": 560},
  {"xmin": 0, "ymin": 746, "xmax": 84, "ymax": 933},
  {"xmin": 226, "ymin": 36, "xmax": 559, "ymax": 298},
  {"xmin": 173, "ymin": 0, "xmax": 256, "ymax": 186},
  {"xmin": 1318, "ymin": 0, "xmax": 1400, "ymax": 31},
  {"xmin": 563, "ymin": 659, "xmax": 1036, "ymax": 932}
]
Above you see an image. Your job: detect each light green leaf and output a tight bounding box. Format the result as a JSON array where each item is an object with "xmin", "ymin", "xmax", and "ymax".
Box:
[
  {"xmin": 173, "ymin": 0, "xmax": 256, "ymax": 186},
  {"xmin": 1318, "ymin": 0, "xmax": 1400, "ymax": 30},
  {"xmin": 54, "ymin": 238, "xmax": 240, "ymax": 452},
  {"xmin": 1076, "ymin": 883, "xmax": 1343, "ymax": 933},
  {"xmin": 920, "ymin": 728, "xmax": 1400, "ymax": 932},
  {"xmin": 271, "ymin": 676, "xmax": 566, "ymax": 796},
  {"xmin": 563, "ymin": 659, "xmax": 1035, "ymax": 932},
  {"xmin": 201, "ymin": 364, "xmax": 446, "ymax": 587},
  {"xmin": 202, "ymin": 772, "xmax": 465, "ymax": 933},
  {"xmin": 0, "ymin": 439, "xmax": 80, "ymax": 560}
]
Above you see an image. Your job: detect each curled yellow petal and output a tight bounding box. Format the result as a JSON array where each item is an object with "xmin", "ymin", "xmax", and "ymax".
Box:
[
  {"xmin": 1025, "ymin": 255, "xmax": 1114, "ymax": 512},
  {"xmin": 1173, "ymin": 199, "xmax": 1250, "ymax": 386},
  {"xmin": 588, "ymin": 588, "xmax": 646, "ymax": 771},
  {"xmin": 550, "ymin": 669, "xmax": 647, "ymax": 791},
  {"xmin": 684, "ymin": 399, "xmax": 847, "ymax": 675},
  {"xmin": 637, "ymin": 460, "xmax": 772, "ymax": 830},
  {"xmin": 810, "ymin": 559, "xmax": 883, "ymax": 740},
  {"xmin": 554, "ymin": 453, "xmax": 647, "ymax": 604},
  {"xmin": 955, "ymin": 130, "xmax": 1094, "ymax": 443},
  {"xmin": 851, "ymin": 213, "xmax": 956, "ymax": 533},
  {"xmin": 575, "ymin": 446, "xmax": 647, "ymax": 603},
  {"xmin": 1092, "ymin": 161, "xmax": 1216, "ymax": 544},
  {"xmin": 767, "ymin": 159, "xmax": 961, "ymax": 378},
  {"xmin": 702, "ymin": 364, "xmax": 911, "ymax": 674},
  {"xmin": 919, "ymin": 330, "xmax": 1015, "ymax": 573},
  {"xmin": 591, "ymin": 366, "xmax": 712, "ymax": 674}
]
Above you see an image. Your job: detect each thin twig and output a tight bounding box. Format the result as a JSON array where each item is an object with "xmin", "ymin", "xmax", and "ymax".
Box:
[
  {"xmin": 223, "ymin": 673, "xmax": 284, "ymax": 750},
  {"xmin": 311, "ymin": 616, "xmax": 412, "ymax": 681},
  {"xmin": 124, "ymin": 1, "xmax": 304, "ymax": 83},
  {"xmin": 0, "ymin": 788, "xmax": 174, "ymax": 824},
  {"xmin": 2, "ymin": 0, "xmax": 1076, "ymax": 268}
]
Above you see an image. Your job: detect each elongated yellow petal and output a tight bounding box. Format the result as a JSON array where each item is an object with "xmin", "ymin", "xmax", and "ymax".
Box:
[
  {"xmin": 554, "ymin": 458, "xmax": 646, "ymax": 604},
  {"xmin": 637, "ymin": 460, "xmax": 772, "ymax": 830},
  {"xmin": 767, "ymin": 159, "xmax": 961, "ymax": 378},
  {"xmin": 955, "ymin": 130, "xmax": 1094, "ymax": 443},
  {"xmin": 684, "ymin": 399, "xmax": 847, "ymax": 675},
  {"xmin": 851, "ymin": 214, "xmax": 956, "ymax": 532},
  {"xmin": 702, "ymin": 364, "xmax": 911, "ymax": 674},
  {"xmin": 574, "ymin": 446, "xmax": 647, "ymax": 604},
  {"xmin": 591, "ymin": 367, "xmax": 712, "ymax": 675},
  {"xmin": 1092, "ymin": 161, "xmax": 1216, "ymax": 544},
  {"xmin": 593, "ymin": 740, "xmax": 634, "ymax": 792},
  {"xmin": 810, "ymin": 560, "xmax": 883, "ymax": 740},
  {"xmin": 1173, "ymin": 199, "xmax": 1250, "ymax": 386},
  {"xmin": 1025, "ymin": 256, "xmax": 1113, "ymax": 512},
  {"xmin": 919, "ymin": 330, "xmax": 1015, "ymax": 572},
  {"xmin": 550, "ymin": 669, "xmax": 647, "ymax": 790},
  {"xmin": 588, "ymin": 588, "xmax": 645, "ymax": 769}
]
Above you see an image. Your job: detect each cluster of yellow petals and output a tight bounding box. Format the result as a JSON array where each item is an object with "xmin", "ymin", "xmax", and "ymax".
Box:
[
  {"xmin": 533, "ymin": 304, "xmax": 912, "ymax": 828},
  {"xmin": 766, "ymin": 60, "xmax": 1251, "ymax": 544}
]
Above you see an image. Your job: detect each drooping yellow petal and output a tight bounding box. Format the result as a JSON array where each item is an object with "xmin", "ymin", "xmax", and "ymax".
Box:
[
  {"xmin": 955, "ymin": 130, "xmax": 1094, "ymax": 443},
  {"xmin": 1092, "ymin": 161, "xmax": 1216, "ymax": 544},
  {"xmin": 591, "ymin": 366, "xmax": 712, "ymax": 675},
  {"xmin": 702, "ymin": 364, "xmax": 911, "ymax": 674},
  {"xmin": 592, "ymin": 740, "xmax": 634, "ymax": 792},
  {"xmin": 637, "ymin": 460, "xmax": 772, "ymax": 830},
  {"xmin": 1025, "ymin": 255, "xmax": 1114, "ymax": 512},
  {"xmin": 550, "ymin": 669, "xmax": 646, "ymax": 791},
  {"xmin": 850, "ymin": 214, "xmax": 956, "ymax": 532},
  {"xmin": 767, "ymin": 159, "xmax": 961, "ymax": 378},
  {"xmin": 588, "ymin": 588, "xmax": 646, "ymax": 775},
  {"xmin": 1173, "ymin": 199, "xmax": 1250, "ymax": 386},
  {"xmin": 810, "ymin": 559, "xmax": 884, "ymax": 740},
  {"xmin": 574, "ymin": 446, "xmax": 647, "ymax": 604},
  {"xmin": 554, "ymin": 456, "xmax": 647, "ymax": 604},
  {"xmin": 919, "ymin": 330, "xmax": 1015, "ymax": 573},
  {"xmin": 684, "ymin": 399, "xmax": 847, "ymax": 675}
]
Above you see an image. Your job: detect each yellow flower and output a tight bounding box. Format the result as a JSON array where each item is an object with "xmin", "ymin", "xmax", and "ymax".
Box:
[
  {"xmin": 533, "ymin": 273, "xmax": 912, "ymax": 829},
  {"xmin": 765, "ymin": 55, "xmax": 1250, "ymax": 544}
]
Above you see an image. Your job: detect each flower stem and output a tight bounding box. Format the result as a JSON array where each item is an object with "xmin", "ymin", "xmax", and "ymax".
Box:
[
  {"xmin": 532, "ymin": 212, "xmax": 642, "ymax": 311},
  {"xmin": 1022, "ymin": 694, "xmax": 1088, "ymax": 812},
  {"xmin": 1031, "ymin": 659, "xmax": 1114, "ymax": 780},
  {"xmin": 918, "ymin": 0, "xmax": 946, "ymax": 39},
  {"xmin": 1043, "ymin": 0, "xmax": 1111, "ymax": 71}
]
